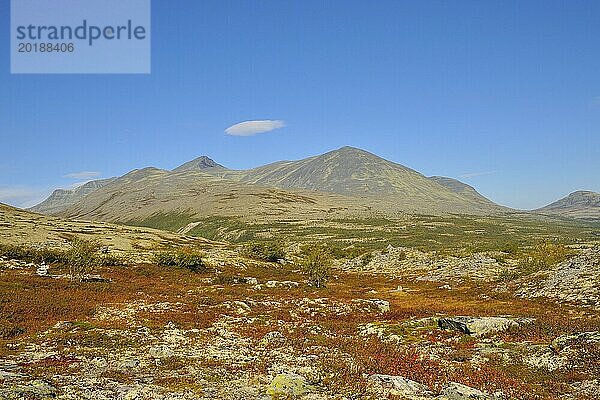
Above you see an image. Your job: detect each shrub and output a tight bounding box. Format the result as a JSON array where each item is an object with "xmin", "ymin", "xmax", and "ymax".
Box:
[
  {"xmin": 518, "ymin": 242, "xmax": 574, "ymax": 275},
  {"xmin": 175, "ymin": 252, "xmax": 205, "ymax": 273},
  {"xmin": 37, "ymin": 247, "xmax": 67, "ymax": 264},
  {"xmin": 0, "ymin": 243, "xmax": 67, "ymax": 264},
  {"xmin": 243, "ymin": 241, "xmax": 286, "ymax": 262},
  {"xmin": 152, "ymin": 250, "xmax": 206, "ymax": 273},
  {"xmin": 66, "ymin": 238, "xmax": 100, "ymax": 281},
  {"xmin": 153, "ymin": 251, "xmax": 178, "ymax": 267},
  {"xmin": 300, "ymin": 245, "xmax": 332, "ymax": 288}
]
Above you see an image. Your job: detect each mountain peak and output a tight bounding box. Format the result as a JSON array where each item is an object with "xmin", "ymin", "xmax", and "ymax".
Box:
[
  {"xmin": 173, "ymin": 156, "xmax": 225, "ymax": 172},
  {"xmin": 332, "ymin": 146, "xmax": 373, "ymax": 156}
]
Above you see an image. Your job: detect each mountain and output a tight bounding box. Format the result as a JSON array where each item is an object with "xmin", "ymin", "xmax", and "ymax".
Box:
[
  {"xmin": 210, "ymin": 146, "xmax": 442, "ymax": 194},
  {"xmin": 536, "ymin": 191, "xmax": 600, "ymax": 220},
  {"xmin": 30, "ymin": 146, "xmax": 514, "ymax": 232},
  {"xmin": 172, "ymin": 156, "xmax": 225, "ymax": 172},
  {"xmin": 29, "ymin": 178, "xmax": 116, "ymax": 215},
  {"xmin": 204, "ymin": 147, "xmax": 502, "ymax": 210},
  {"xmin": 58, "ymin": 168, "xmax": 375, "ymax": 224}
]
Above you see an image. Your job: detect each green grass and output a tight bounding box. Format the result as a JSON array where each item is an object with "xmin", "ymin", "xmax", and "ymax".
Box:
[
  {"xmin": 125, "ymin": 212, "xmax": 598, "ymax": 258},
  {"xmin": 126, "ymin": 211, "xmax": 197, "ymax": 232}
]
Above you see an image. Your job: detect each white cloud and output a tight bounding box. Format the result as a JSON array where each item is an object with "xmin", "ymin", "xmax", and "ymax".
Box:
[
  {"xmin": 225, "ymin": 120, "xmax": 285, "ymax": 136},
  {"xmin": 459, "ymin": 171, "xmax": 497, "ymax": 179},
  {"xmin": 63, "ymin": 171, "xmax": 102, "ymax": 180}
]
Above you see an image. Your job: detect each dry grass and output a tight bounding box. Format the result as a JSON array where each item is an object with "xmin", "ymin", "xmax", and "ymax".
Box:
[{"xmin": 1, "ymin": 256, "xmax": 598, "ymax": 398}]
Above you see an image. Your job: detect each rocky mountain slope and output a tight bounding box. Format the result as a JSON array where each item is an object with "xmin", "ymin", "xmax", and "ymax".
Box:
[{"xmin": 537, "ymin": 191, "xmax": 600, "ymax": 220}]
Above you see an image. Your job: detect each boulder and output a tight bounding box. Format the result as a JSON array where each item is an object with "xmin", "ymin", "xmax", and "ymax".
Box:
[
  {"xmin": 438, "ymin": 318, "xmax": 472, "ymax": 334},
  {"xmin": 437, "ymin": 317, "xmax": 528, "ymax": 337},
  {"xmin": 148, "ymin": 345, "xmax": 174, "ymax": 359},
  {"xmin": 368, "ymin": 374, "xmax": 433, "ymax": 397},
  {"xmin": 440, "ymin": 382, "xmax": 500, "ymax": 400}
]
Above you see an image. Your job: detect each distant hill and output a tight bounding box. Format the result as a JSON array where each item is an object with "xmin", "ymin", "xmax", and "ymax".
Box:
[
  {"xmin": 29, "ymin": 178, "xmax": 116, "ymax": 215},
  {"xmin": 211, "ymin": 146, "xmax": 433, "ymax": 195},
  {"xmin": 536, "ymin": 191, "xmax": 600, "ymax": 221}
]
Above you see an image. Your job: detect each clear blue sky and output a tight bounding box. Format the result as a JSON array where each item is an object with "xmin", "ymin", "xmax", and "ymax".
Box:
[{"xmin": 1, "ymin": 0, "xmax": 599, "ymax": 209}]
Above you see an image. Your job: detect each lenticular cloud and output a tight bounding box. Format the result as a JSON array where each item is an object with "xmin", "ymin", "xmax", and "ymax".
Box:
[{"xmin": 225, "ymin": 120, "xmax": 285, "ymax": 136}]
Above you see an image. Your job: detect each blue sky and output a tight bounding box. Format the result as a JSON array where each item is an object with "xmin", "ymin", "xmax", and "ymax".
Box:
[{"xmin": 1, "ymin": 0, "xmax": 599, "ymax": 210}]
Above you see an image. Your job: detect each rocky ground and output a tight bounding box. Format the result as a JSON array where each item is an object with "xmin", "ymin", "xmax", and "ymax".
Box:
[
  {"xmin": 514, "ymin": 247, "xmax": 600, "ymax": 309},
  {"xmin": 1, "ymin": 242, "xmax": 599, "ymax": 400}
]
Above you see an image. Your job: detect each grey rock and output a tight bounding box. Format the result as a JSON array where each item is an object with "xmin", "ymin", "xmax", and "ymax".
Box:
[
  {"xmin": 440, "ymin": 382, "xmax": 499, "ymax": 399},
  {"xmin": 438, "ymin": 318, "xmax": 472, "ymax": 334},
  {"xmin": 368, "ymin": 374, "xmax": 433, "ymax": 397}
]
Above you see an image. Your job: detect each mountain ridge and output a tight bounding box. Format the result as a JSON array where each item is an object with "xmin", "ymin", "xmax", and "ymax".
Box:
[
  {"xmin": 33, "ymin": 146, "xmax": 505, "ymax": 217},
  {"xmin": 28, "ymin": 146, "xmax": 600, "ymax": 223},
  {"xmin": 536, "ymin": 191, "xmax": 600, "ymax": 220},
  {"xmin": 29, "ymin": 178, "xmax": 117, "ymax": 215}
]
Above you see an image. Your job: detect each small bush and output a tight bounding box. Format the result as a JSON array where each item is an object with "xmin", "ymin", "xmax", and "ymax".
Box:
[
  {"xmin": 66, "ymin": 238, "xmax": 100, "ymax": 281},
  {"xmin": 37, "ymin": 247, "xmax": 67, "ymax": 264},
  {"xmin": 243, "ymin": 241, "xmax": 286, "ymax": 262},
  {"xmin": 152, "ymin": 250, "xmax": 206, "ymax": 273},
  {"xmin": 300, "ymin": 245, "xmax": 332, "ymax": 288},
  {"xmin": 497, "ymin": 268, "xmax": 520, "ymax": 282}
]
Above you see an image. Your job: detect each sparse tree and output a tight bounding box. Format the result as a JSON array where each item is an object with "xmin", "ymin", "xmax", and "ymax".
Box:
[
  {"xmin": 66, "ymin": 238, "xmax": 100, "ymax": 281},
  {"xmin": 301, "ymin": 245, "xmax": 332, "ymax": 288}
]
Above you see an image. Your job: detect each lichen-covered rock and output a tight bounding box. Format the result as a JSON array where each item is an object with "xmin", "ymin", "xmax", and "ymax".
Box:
[
  {"xmin": 148, "ymin": 345, "xmax": 174, "ymax": 359},
  {"xmin": 551, "ymin": 331, "xmax": 600, "ymax": 352},
  {"xmin": 260, "ymin": 331, "xmax": 286, "ymax": 347},
  {"xmin": 266, "ymin": 373, "xmax": 313, "ymax": 398}
]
